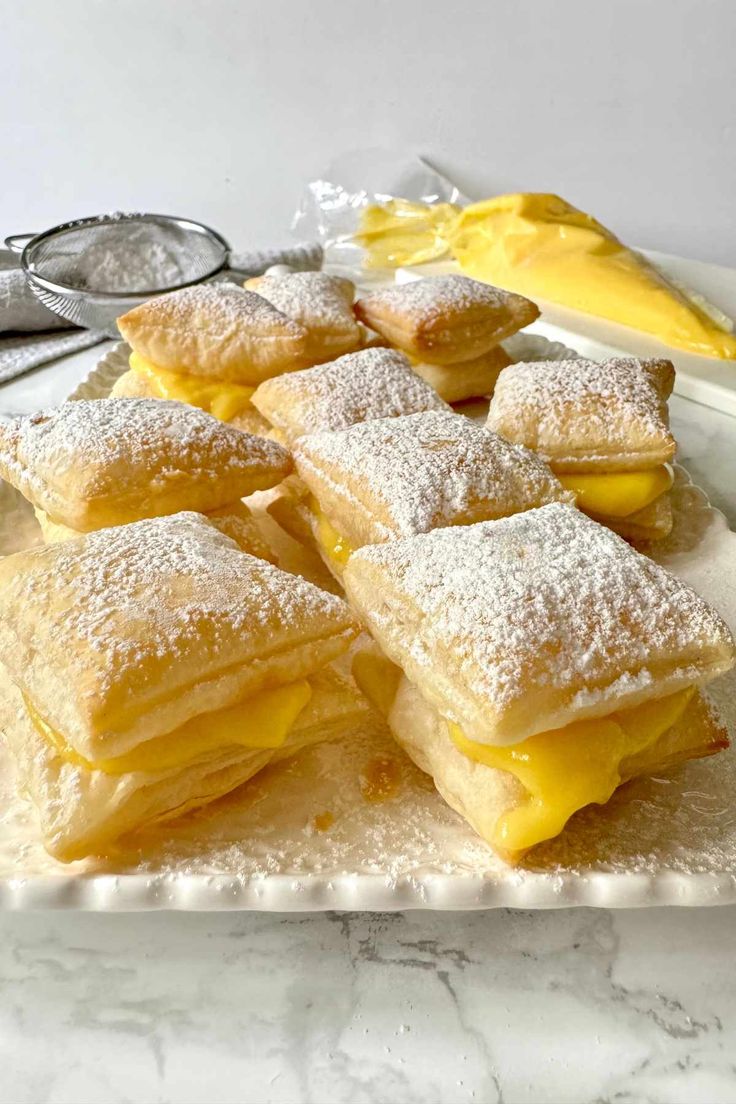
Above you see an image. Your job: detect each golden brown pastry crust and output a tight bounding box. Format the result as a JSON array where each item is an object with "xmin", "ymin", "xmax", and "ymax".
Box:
[
  {"xmin": 117, "ymin": 284, "xmax": 308, "ymax": 384},
  {"xmin": 486, "ymin": 358, "xmax": 676, "ymax": 472},
  {"xmin": 0, "ymin": 399, "xmax": 291, "ymax": 531},
  {"xmin": 0, "ymin": 512, "xmax": 358, "ymax": 760},
  {"xmin": 354, "ymin": 275, "xmax": 539, "ymax": 364},
  {"xmin": 244, "ymin": 272, "xmax": 361, "ymax": 364},
  {"xmin": 409, "ymin": 345, "xmax": 511, "ymax": 402},
  {"xmin": 343, "ymin": 503, "xmax": 735, "ymax": 746},
  {"xmin": 293, "ymin": 411, "xmax": 571, "ymax": 549},
  {"xmin": 251, "ymin": 347, "xmax": 450, "ymax": 446}
]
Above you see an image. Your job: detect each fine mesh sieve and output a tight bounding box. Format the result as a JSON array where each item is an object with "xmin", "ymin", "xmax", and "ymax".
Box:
[{"xmin": 5, "ymin": 213, "xmax": 231, "ymax": 337}]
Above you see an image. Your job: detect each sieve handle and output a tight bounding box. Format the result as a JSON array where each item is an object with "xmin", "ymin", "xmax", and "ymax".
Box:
[{"xmin": 4, "ymin": 233, "xmax": 37, "ymax": 254}]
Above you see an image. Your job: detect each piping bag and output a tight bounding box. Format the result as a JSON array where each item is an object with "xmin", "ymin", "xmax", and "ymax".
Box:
[{"xmin": 354, "ymin": 191, "xmax": 736, "ymax": 361}]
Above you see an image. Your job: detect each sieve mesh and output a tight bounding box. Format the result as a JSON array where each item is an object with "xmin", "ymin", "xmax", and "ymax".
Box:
[{"xmin": 19, "ymin": 213, "xmax": 230, "ymax": 337}]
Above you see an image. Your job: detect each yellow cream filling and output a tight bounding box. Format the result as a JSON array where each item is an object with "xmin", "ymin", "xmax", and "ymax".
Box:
[
  {"xmin": 308, "ymin": 498, "xmax": 354, "ymax": 567},
  {"xmin": 449, "ymin": 687, "xmax": 694, "ymax": 853},
  {"xmin": 129, "ymin": 352, "xmax": 255, "ymax": 422},
  {"xmin": 558, "ymin": 465, "xmax": 673, "ymax": 518},
  {"xmin": 352, "ymin": 651, "xmax": 694, "ymax": 854},
  {"xmin": 25, "ymin": 681, "xmax": 312, "ymax": 776}
]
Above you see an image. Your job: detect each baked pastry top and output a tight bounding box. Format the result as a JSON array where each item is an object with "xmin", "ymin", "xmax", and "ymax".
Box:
[
  {"xmin": 486, "ymin": 358, "xmax": 676, "ymax": 472},
  {"xmin": 251, "ymin": 347, "xmax": 450, "ymax": 445},
  {"xmin": 354, "ymin": 274, "xmax": 539, "ymax": 364},
  {"xmin": 0, "ymin": 512, "xmax": 358, "ymax": 760},
  {"xmin": 0, "ymin": 398, "xmax": 292, "ymax": 531},
  {"xmin": 344, "ymin": 502, "xmax": 734, "ymax": 746},
  {"xmin": 294, "ymin": 410, "xmax": 571, "ymax": 547},
  {"xmin": 117, "ymin": 284, "xmax": 308, "ymax": 384},
  {"xmin": 244, "ymin": 272, "xmax": 361, "ymax": 363}
]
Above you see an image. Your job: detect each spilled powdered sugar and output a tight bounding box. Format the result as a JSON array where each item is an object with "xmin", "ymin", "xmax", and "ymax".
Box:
[{"xmin": 295, "ymin": 410, "xmax": 570, "ymax": 538}]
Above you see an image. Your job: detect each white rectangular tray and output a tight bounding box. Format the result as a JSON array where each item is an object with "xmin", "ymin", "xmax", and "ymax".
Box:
[{"xmin": 0, "ymin": 339, "xmax": 734, "ymax": 911}]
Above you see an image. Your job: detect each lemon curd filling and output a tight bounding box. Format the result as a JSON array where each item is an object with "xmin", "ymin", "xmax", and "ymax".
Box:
[
  {"xmin": 25, "ymin": 681, "xmax": 313, "ymax": 776},
  {"xmin": 449, "ymin": 687, "xmax": 694, "ymax": 853},
  {"xmin": 558, "ymin": 465, "xmax": 674, "ymax": 519},
  {"xmin": 308, "ymin": 498, "xmax": 354, "ymax": 567},
  {"xmin": 129, "ymin": 352, "xmax": 255, "ymax": 422}
]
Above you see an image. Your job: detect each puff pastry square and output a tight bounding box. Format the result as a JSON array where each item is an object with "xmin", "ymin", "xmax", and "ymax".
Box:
[
  {"xmin": 294, "ymin": 410, "xmax": 571, "ymax": 548},
  {"xmin": 251, "ymin": 347, "xmax": 450, "ymax": 446},
  {"xmin": 0, "ymin": 512, "xmax": 358, "ymax": 762},
  {"xmin": 486, "ymin": 358, "xmax": 676, "ymax": 472},
  {"xmin": 117, "ymin": 284, "xmax": 308, "ymax": 384},
  {"xmin": 343, "ymin": 502, "xmax": 735, "ymax": 746},
  {"xmin": 354, "ymin": 275, "xmax": 539, "ymax": 364},
  {"xmin": 245, "ymin": 272, "xmax": 361, "ymax": 364},
  {"xmin": 0, "ymin": 398, "xmax": 292, "ymax": 532}
]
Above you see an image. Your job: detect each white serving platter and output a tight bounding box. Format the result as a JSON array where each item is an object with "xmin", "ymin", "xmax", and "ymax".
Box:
[
  {"xmin": 396, "ymin": 250, "xmax": 736, "ymax": 417},
  {"xmin": 0, "ymin": 338, "xmax": 734, "ymax": 911}
]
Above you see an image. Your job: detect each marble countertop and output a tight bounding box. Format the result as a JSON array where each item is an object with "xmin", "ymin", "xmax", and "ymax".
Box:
[{"xmin": 0, "ymin": 345, "xmax": 735, "ymax": 1104}]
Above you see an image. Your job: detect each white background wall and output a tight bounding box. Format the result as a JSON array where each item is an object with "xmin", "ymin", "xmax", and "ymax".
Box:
[{"xmin": 3, "ymin": 0, "xmax": 734, "ymax": 263}]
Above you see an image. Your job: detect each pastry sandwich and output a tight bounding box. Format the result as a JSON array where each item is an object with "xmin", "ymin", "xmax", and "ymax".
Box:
[
  {"xmin": 345, "ymin": 503, "xmax": 734, "ymax": 863},
  {"xmin": 291, "ymin": 410, "xmax": 571, "ymax": 577},
  {"xmin": 113, "ymin": 283, "xmax": 309, "ymax": 433},
  {"xmin": 0, "ymin": 398, "xmax": 291, "ymax": 558},
  {"xmin": 354, "ymin": 274, "xmax": 538, "ymax": 402},
  {"xmin": 487, "ymin": 357, "xmax": 677, "ymax": 541},
  {"xmin": 244, "ymin": 272, "xmax": 362, "ymax": 364},
  {"xmin": 0, "ymin": 512, "xmax": 359, "ymax": 860}
]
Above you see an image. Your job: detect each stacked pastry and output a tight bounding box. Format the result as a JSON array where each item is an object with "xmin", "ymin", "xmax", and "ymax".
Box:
[
  {"xmin": 290, "ymin": 410, "xmax": 572, "ymax": 578},
  {"xmin": 0, "ymin": 512, "xmax": 364, "ymax": 861},
  {"xmin": 345, "ymin": 504, "xmax": 734, "ymax": 862},
  {"xmin": 354, "ymin": 274, "xmax": 539, "ymax": 402},
  {"xmin": 487, "ymin": 357, "xmax": 677, "ymax": 540},
  {"xmin": 113, "ymin": 283, "xmax": 310, "ymax": 434},
  {"xmin": 250, "ymin": 346, "xmax": 451, "ymax": 549},
  {"xmin": 0, "ymin": 397, "xmax": 292, "ymax": 558}
]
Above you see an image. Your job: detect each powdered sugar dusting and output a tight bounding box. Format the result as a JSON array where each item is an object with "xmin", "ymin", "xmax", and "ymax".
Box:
[
  {"xmin": 120, "ymin": 283, "xmax": 306, "ymax": 340},
  {"xmin": 295, "ymin": 411, "xmax": 570, "ymax": 540},
  {"xmin": 252, "ymin": 347, "xmax": 449, "ymax": 440},
  {"xmin": 0, "ymin": 398, "xmax": 290, "ymax": 501},
  {"xmin": 345, "ymin": 503, "xmax": 735, "ymax": 726},
  {"xmin": 249, "ymin": 273, "xmax": 358, "ymax": 333}
]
